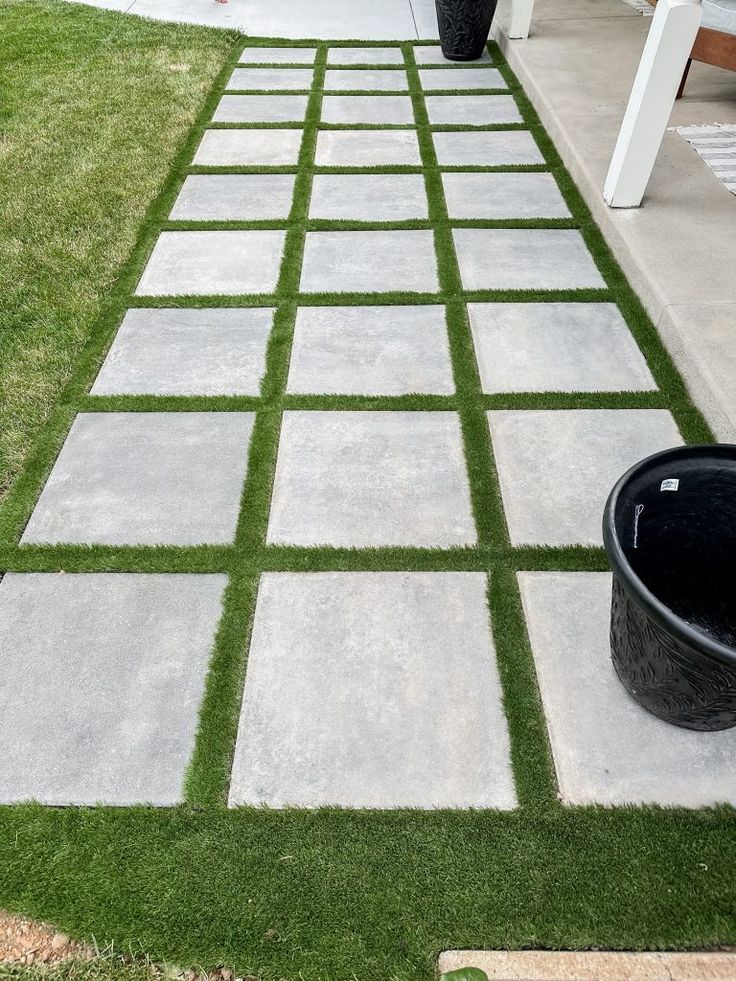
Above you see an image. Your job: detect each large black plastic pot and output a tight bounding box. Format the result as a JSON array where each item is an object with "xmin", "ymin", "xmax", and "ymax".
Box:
[
  {"xmin": 434, "ymin": 0, "xmax": 497, "ymax": 61},
  {"xmin": 603, "ymin": 444, "xmax": 736, "ymax": 731}
]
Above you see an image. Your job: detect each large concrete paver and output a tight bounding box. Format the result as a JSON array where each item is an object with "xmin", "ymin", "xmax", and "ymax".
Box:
[
  {"xmin": 442, "ymin": 171, "xmax": 570, "ymax": 219},
  {"xmin": 309, "ymin": 173, "xmax": 428, "ymax": 221},
  {"xmin": 487, "ymin": 409, "xmax": 682, "ymax": 546},
  {"xmin": 22, "ymin": 413, "xmax": 254, "ymax": 545},
  {"xmin": 453, "ymin": 229, "xmax": 605, "ymax": 291},
  {"xmin": 226, "ymin": 68, "xmax": 314, "ymax": 91},
  {"xmin": 212, "ymin": 94, "xmax": 308, "ymax": 123},
  {"xmin": 286, "ymin": 305, "xmax": 454, "ymax": 395},
  {"xmin": 92, "ymin": 308, "xmax": 273, "ymax": 396},
  {"xmin": 170, "ymin": 174, "xmax": 296, "ymax": 222},
  {"xmin": 238, "ymin": 47, "xmax": 317, "ymax": 63},
  {"xmin": 468, "ymin": 302, "xmax": 656, "ymax": 393},
  {"xmin": 324, "ymin": 69, "xmax": 409, "ymax": 91},
  {"xmin": 0, "ymin": 573, "xmax": 226, "ymax": 805},
  {"xmin": 425, "ymin": 94, "xmax": 522, "ymax": 125},
  {"xmin": 433, "ymin": 129, "xmax": 544, "ymax": 165},
  {"xmin": 419, "ymin": 67, "xmax": 506, "ymax": 90},
  {"xmin": 300, "ymin": 230, "xmax": 438, "ymax": 293},
  {"xmin": 193, "ymin": 129, "xmax": 303, "ymax": 166},
  {"xmin": 315, "ymin": 129, "xmax": 421, "ymax": 166},
  {"xmin": 136, "ymin": 231, "xmax": 286, "ymax": 296},
  {"xmin": 414, "ymin": 44, "xmax": 490, "ymax": 63},
  {"xmin": 321, "ymin": 94, "xmax": 414, "ymax": 124},
  {"xmin": 228, "ymin": 572, "xmax": 516, "ymax": 808},
  {"xmin": 266, "ymin": 411, "xmax": 476, "ymax": 547},
  {"xmin": 518, "ymin": 572, "xmax": 736, "ymax": 806},
  {"xmin": 327, "ymin": 47, "xmax": 405, "ymax": 64}
]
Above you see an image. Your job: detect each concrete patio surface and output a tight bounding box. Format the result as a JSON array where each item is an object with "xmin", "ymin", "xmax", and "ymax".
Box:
[{"xmin": 494, "ymin": 0, "xmax": 736, "ymax": 439}]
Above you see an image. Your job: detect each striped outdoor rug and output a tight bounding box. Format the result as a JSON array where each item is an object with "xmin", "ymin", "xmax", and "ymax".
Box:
[{"xmin": 675, "ymin": 123, "xmax": 736, "ymax": 195}]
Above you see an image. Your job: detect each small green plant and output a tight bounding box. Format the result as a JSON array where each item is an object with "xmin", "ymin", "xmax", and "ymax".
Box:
[{"xmin": 440, "ymin": 969, "xmax": 489, "ymax": 981}]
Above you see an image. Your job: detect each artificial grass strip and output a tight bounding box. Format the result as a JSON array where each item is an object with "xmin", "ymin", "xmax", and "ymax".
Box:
[{"xmin": 0, "ymin": 29, "xmax": 733, "ymax": 981}]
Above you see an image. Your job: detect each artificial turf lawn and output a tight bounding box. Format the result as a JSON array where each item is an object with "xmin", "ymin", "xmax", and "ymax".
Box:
[
  {"xmin": 0, "ymin": 0, "xmax": 233, "ymax": 502},
  {"xmin": 0, "ymin": 22, "xmax": 734, "ymax": 981}
]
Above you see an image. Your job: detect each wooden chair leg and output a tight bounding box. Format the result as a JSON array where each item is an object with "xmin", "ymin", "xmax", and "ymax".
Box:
[{"xmin": 677, "ymin": 57, "xmax": 693, "ymax": 98}]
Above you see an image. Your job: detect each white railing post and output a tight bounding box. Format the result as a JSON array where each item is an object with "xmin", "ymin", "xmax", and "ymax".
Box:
[
  {"xmin": 603, "ymin": 0, "xmax": 702, "ymax": 207},
  {"xmin": 508, "ymin": 0, "xmax": 536, "ymax": 39}
]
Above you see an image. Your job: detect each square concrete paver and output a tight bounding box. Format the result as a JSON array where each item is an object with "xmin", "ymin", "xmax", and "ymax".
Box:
[
  {"xmin": 91, "ymin": 308, "xmax": 273, "ymax": 396},
  {"xmin": 22, "ymin": 413, "xmax": 254, "ymax": 545},
  {"xmin": 443, "ymin": 173, "xmax": 570, "ymax": 219},
  {"xmin": 425, "ymin": 95, "xmax": 522, "ymax": 125},
  {"xmin": 309, "ymin": 174, "xmax": 427, "ymax": 221},
  {"xmin": 228, "ymin": 571, "xmax": 516, "ymax": 808},
  {"xmin": 0, "ymin": 572, "xmax": 226, "ymax": 805},
  {"xmin": 468, "ymin": 303, "xmax": 656, "ymax": 393},
  {"xmin": 487, "ymin": 409, "xmax": 682, "ymax": 546},
  {"xmin": 453, "ymin": 230, "xmax": 605, "ymax": 291},
  {"xmin": 300, "ymin": 231, "xmax": 438, "ymax": 293},
  {"xmin": 239, "ymin": 46, "xmax": 316, "ymax": 64},
  {"xmin": 135, "ymin": 231, "xmax": 285, "ymax": 296},
  {"xmin": 192, "ymin": 129, "xmax": 303, "ymax": 166},
  {"xmin": 433, "ymin": 130, "xmax": 544, "ymax": 166},
  {"xmin": 419, "ymin": 67, "xmax": 506, "ymax": 90},
  {"xmin": 414, "ymin": 44, "xmax": 492, "ymax": 64},
  {"xmin": 287, "ymin": 305, "xmax": 454, "ymax": 395},
  {"xmin": 226, "ymin": 67, "xmax": 313, "ymax": 91},
  {"xmin": 324, "ymin": 69, "xmax": 408, "ymax": 91},
  {"xmin": 169, "ymin": 175, "xmax": 295, "ymax": 221},
  {"xmin": 518, "ymin": 571, "xmax": 736, "ymax": 806},
  {"xmin": 267, "ymin": 411, "xmax": 476, "ymax": 547},
  {"xmin": 315, "ymin": 129, "xmax": 421, "ymax": 166},
  {"xmin": 321, "ymin": 95, "xmax": 414, "ymax": 125},
  {"xmin": 212, "ymin": 94, "xmax": 308, "ymax": 123},
  {"xmin": 327, "ymin": 47, "xmax": 405, "ymax": 64}
]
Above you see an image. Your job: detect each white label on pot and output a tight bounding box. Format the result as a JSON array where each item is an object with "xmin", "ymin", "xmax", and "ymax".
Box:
[{"xmin": 660, "ymin": 478, "xmax": 679, "ymax": 492}]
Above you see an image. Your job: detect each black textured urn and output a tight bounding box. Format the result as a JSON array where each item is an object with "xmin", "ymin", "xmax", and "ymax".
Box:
[
  {"xmin": 603, "ymin": 444, "xmax": 736, "ymax": 731},
  {"xmin": 435, "ymin": 0, "xmax": 497, "ymax": 61}
]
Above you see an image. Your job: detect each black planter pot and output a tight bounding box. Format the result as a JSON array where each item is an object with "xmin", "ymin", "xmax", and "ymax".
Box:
[
  {"xmin": 434, "ymin": 0, "xmax": 497, "ymax": 61},
  {"xmin": 603, "ymin": 444, "xmax": 736, "ymax": 731}
]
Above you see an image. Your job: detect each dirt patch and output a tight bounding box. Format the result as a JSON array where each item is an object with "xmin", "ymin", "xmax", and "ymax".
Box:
[{"xmin": 0, "ymin": 910, "xmax": 94, "ymax": 966}]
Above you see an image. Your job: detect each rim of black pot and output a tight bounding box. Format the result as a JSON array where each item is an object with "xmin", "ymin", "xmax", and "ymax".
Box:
[{"xmin": 602, "ymin": 442, "xmax": 736, "ymax": 669}]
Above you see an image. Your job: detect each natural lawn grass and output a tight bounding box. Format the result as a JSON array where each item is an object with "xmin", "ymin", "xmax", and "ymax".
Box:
[
  {"xmin": 0, "ymin": 30, "xmax": 734, "ymax": 981},
  {"xmin": 0, "ymin": 0, "xmax": 233, "ymax": 501}
]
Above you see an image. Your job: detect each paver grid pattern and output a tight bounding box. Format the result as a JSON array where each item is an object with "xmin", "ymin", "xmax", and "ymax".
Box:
[{"xmin": 0, "ymin": 40, "xmax": 716, "ymax": 810}]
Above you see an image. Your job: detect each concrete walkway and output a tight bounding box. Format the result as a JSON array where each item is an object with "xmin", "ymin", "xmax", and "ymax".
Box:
[
  {"xmin": 66, "ymin": 0, "xmax": 441, "ymax": 39},
  {"xmin": 3, "ymin": 41, "xmax": 736, "ymax": 810}
]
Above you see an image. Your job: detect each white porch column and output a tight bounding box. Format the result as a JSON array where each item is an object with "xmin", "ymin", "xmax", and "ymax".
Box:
[
  {"xmin": 508, "ymin": 0, "xmax": 535, "ymax": 39},
  {"xmin": 603, "ymin": 0, "xmax": 702, "ymax": 207}
]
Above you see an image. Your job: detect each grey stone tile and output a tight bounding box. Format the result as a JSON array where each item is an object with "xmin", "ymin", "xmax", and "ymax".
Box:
[
  {"xmin": 314, "ymin": 129, "xmax": 421, "ymax": 166},
  {"xmin": 267, "ymin": 411, "xmax": 476, "ymax": 547},
  {"xmin": 518, "ymin": 571, "xmax": 736, "ymax": 806},
  {"xmin": 300, "ymin": 231, "xmax": 438, "ymax": 293},
  {"xmin": 193, "ymin": 129, "xmax": 303, "ymax": 166},
  {"xmin": 169, "ymin": 175, "xmax": 295, "ymax": 221},
  {"xmin": 309, "ymin": 173, "xmax": 427, "ymax": 221},
  {"xmin": 0, "ymin": 572, "xmax": 226, "ymax": 806},
  {"xmin": 328, "ymin": 46, "xmax": 405, "ymax": 64},
  {"xmin": 21, "ymin": 413, "xmax": 254, "ymax": 545},
  {"xmin": 453, "ymin": 229, "xmax": 605, "ymax": 290},
  {"xmin": 324, "ymin": 69, "xmax": 408, "ymax": 91},
  {"xmin": 443, "ymin": 172, "xmax": 570, "ymax": 219},
  {"xmin": 135, "ymin": 231, "xmax": 285, "ymax": 296},
  {"xmin": 226, "ymin": 67, "xmax": 314, "ymax": 90},
  {"xmin": 228, "ymin": 571, "xmax": 516, "ymax": 808},
  {"xmin": 433, "ymin": 129, "xmax": 544, "ymax": 166},
  {"xmin": 414, "ymin": 44, "xmax": 492, "ymax": 64},
  {"xmin": 286, "ymin": 305, "xmax": 454, "ymax": 395},
  {"xmin": 91, "ymin": 308, "xmax": 273, "ymax": 396},
  {"xmin": 425, "ymin": 95, "xmax": 522, "ymax": 125},
  {"xmin": 468, "ymin": 302, "xmax": 656, "ymax": 393},
  {"xmin": 487, "ymin": 409, "xmax": 683, "ymax": 546},
  {"xmin": 419, "ymin": 67, "xmax": 506, "ymax": 90},
  {"xmin": 321, "ymin": 95, "xmax": 414, "ymax": 125},
  {"xmin": 212, "ymin": 94, "xmax": 308, "ymax": 123},
  {"xmin": 239, "ymin": 46, "xmax": 316, "ymax": 64}
]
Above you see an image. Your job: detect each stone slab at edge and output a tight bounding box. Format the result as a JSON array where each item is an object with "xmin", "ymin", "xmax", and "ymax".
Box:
[{"xmin": 438, "ymin": 949, "xmax": 736, "ymax": 979}]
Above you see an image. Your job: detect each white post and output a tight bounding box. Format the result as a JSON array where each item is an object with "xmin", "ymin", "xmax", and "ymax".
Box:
[
  {"xmin": 508, "ymin": 0, "xmax": 535, "ymax": 39},
  {"xmin": 603, "ymin": 0, "xmax": 702, "ymax": 207}
]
